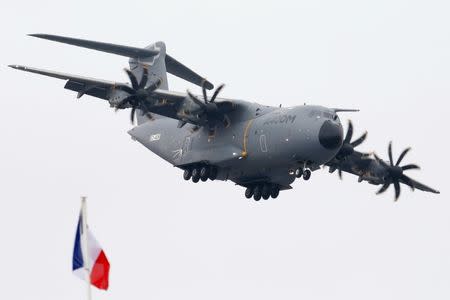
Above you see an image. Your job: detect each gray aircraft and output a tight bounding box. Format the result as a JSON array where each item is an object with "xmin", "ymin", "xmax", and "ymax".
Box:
[{"xmin": 10, "ymin": 34, "xmax": 440, "ymax": 201}]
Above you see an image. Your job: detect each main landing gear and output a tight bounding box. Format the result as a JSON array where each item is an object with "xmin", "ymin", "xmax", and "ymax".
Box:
[
  {"xmin": 245, "ymin": 183, "xmax": 280, "ymax": 201},
  {"xmin": 183, "ymin": 165, "xmax": 218, "ymax": 183}
]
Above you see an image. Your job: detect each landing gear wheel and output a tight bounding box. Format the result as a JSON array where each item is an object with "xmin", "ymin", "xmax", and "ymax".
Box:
[
  {"xmin": 200, "ymin": 166, "xmax": 209, "ymax": 181},
  {"xmin": 253, "ymin": 185, "xmax": 262, "ymax": 201},
  {"xmin": 191, "ymin": 168, "xmax": 200, "ymax": 183},
  {"xmin": 262, "ymin": 184, "xmax": 271, "ymax": 200},
  {"xmin": 183, "ymin": 169, "xmax": 192, "ymax": 180},
  {"xmin": 245, "ymin": 187, "xmax": 254, "ymax": 199},
  {"xmin": 270, "ymin": 186, "xmax": 280, "ymax": 198},
  {"xmin": 303, "ymin": 169, "xmax": 311, "ymax": 180},
  {"xmin": 208, "ymin": 167, "xmax": 218, "ymax": 181},
  {"xmin": 295, "ymin": 168, "xmax": 303, "ymax": 178}
]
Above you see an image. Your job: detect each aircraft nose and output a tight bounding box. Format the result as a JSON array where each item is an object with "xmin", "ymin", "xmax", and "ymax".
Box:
[{"xmin": 319, "ymin": 120, "xmax": 343, "ymax": 150}]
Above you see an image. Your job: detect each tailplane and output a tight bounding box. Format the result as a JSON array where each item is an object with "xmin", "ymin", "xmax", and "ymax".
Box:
[{"xmin": 28, "ymin": 34, "xmax": 214, "ymax": 124}]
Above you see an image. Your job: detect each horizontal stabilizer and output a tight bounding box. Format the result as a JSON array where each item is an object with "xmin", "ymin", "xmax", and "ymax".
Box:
[
  {"xmin": 28, "ymin": 34, "xmax": 214, "ymax": 90},
  {"xmin": 166, "ymin": 55, "xmax": 213, "ymax": 90},
  {"xmin": 29, "ymin": 34, "xmax": 159, "ymax": 58}
]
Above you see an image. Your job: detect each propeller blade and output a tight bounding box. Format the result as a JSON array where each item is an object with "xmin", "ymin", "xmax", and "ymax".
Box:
[
  {"xmin": 350, "ymin": 131, "xmax": 367, "ymax": 147},
  {"xmin": 130, "ymin": 106, "xmax": 136, "ymax": 124},
  {"xmin": 201, "ymin": 80, "xmax": 208, "ymax": 103},
  {"xmin": 115, "ymin": 84, "xmax": 136, "ymax": 95},
  {"xmin": 210, "ymin": 84, "xmax": 225, "ymax": 103},
  {"xmin": 388, "ymin": 142, "xmax": 394, "ymax": 166},
  {"xmin": 146, "ymin": 77, "xmax": 162, "ymax": 92},
  {"xmin": 394, "ymin": 181, "xmax": 401, "ymax": 201},
  {"xmin": 377, "ymin": 182, "xmax": 390, "ymax": 194},
  {"xmin": 400, "ymin": 175, "xmax": 415, "ymax": 191},
  {"xmin": 124, "ymin": 69, "xmax": 139, "ymax": 90},
  {"xmin": 338, "ymin": 168, "xmax": 343, "ymax": 179},
  {"xmin": 344, "ymin": 121, "xmax": 353, "ymax": 144},
  {"xmin": 138, "ymin": 67, "xmax": 149, "ymax": 89},
  {"xmin": 401, "ymin": 164, "xmax": 420, "ymax": 171},
  {"xmin": 187, "ymin": 90, "xmax": 206, "ymax": 108},
  {"xmin": 396, "ymin": 147, "xmax": 411, "ymax": 166}
]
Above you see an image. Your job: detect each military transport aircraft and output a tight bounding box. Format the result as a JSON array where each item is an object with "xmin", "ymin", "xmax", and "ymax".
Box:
[{"xmin": 10, "ymin": 34, "xmax": 440, "ymax": 201}]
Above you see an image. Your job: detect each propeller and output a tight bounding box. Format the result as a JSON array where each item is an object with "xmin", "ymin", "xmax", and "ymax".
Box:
[
  {"xmin": 186, "ymin": 80, "xmax": 234, "ymax": 132},
  {"xmin": 115, "ymin": 67, "xmax": 162, "ymax": 123},
  {"xmin": 330, "ymin": 120, "xmax": 370, "ymax": 179},
  {"xmin": 374, "ymin": 142, "xmax": 420, "ymax": 201}
]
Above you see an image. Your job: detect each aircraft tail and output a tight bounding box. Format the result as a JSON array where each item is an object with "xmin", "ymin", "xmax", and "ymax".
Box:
[
  {"xmin": 129, "ymin": 42, "xmax": 168, "ymax": 124},
  {"xmin": 28, "ymin": 34, "xmax": 214, "ymax": 124},
  {"xmin": 28, "ymin": 34, "xmax": 213, "ymax": 89}
]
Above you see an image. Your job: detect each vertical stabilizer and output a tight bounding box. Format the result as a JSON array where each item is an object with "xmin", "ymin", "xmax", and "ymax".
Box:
[{"xmin": 129, "ymin": 42, "xmax": 168, "ymax": 124}]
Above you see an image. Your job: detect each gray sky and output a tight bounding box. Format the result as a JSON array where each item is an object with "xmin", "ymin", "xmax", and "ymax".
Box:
[{"xmin": 1, "ymin": 0, "xmax": 449, "ymax": 299}]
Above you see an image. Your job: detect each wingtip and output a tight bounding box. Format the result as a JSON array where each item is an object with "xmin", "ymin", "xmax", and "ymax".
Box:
[
  {"xmin": 8, "ymin": 64, "xmax": 21, "ymax": 70},
  {"xmin": 28, "ymin": 33, "xmax": 46, "ymax": 38}
]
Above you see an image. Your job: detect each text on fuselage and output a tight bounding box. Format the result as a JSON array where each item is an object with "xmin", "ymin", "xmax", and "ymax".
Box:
[{"xmin": 263, "ymin": 114, "xmax": 297, "ymax": 126}]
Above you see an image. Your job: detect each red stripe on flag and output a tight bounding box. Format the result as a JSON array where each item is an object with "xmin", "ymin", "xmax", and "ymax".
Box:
[{"xmin": 90, "ymin": 250, "xmax": 110, "ymax": 290}]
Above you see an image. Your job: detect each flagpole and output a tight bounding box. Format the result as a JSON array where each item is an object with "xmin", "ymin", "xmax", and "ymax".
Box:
[{"xmin": 81, "ymin": 196, "xmax": 92, "ymax": 300}]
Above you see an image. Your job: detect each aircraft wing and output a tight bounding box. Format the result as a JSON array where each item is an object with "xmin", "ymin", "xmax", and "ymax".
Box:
[
  {"xmin": 9, "ymin": 64, "xmax": 125, "ymax": 100},
  {"xmin": 8, "ymin": 64, "xmax": 225, "ymax": 126},
  {"xmin": 326, "ymin": 150, "xmax": 440, "ymax": 199}
]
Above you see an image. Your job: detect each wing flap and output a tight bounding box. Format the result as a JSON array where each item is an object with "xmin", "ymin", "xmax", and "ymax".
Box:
[{"xmin": 64, "ymin": 81, "xmax": 110, "ymax": 99}]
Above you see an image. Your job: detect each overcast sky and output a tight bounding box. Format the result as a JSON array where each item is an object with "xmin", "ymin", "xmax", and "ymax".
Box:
[{"xmin": 1, "ymin": 0, "xmax": 449, "ymax": 299}]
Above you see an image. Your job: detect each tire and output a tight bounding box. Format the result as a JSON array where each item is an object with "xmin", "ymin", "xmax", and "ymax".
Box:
[
  {"xmin": 183, "ymin": 169, "xmax": 192, "ymax": 180},
  {"xmin": 245, "ymin": 187, "xmax": 254, "ymax": 199},
  {"xmin": 303, "ymin": 169, "xmax": 311, "ymax": 180},
  {"xmin": 192, "ymin": 168, "xmax": 200, "ymax": 183},
  {"xmin": 200, "ymin": 166, "xmax": 209, "ymax": 181},
  {"xmin": 262, "ymin": 184, "xmax": 271, "ymax": 200},
  {"xmin": 270, "ymin": 186, "xmax": 280, "ymax": 198},
  {"xmin": 253, "ymin": 185, "xmax": 262, "ymax": 201},
  {"xmin": 295, "ymin": 168, "xmax": 303, "ymax": 178},
  {"xmin": 209, "ymin": 167, "xmax": 218, "ymax": 181}
]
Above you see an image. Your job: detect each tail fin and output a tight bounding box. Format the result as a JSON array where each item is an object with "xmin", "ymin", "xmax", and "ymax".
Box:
[
  {"xmin": 129, "ymin": 41, "xmax": 169, "ymax": 90},
  {"xmin": 130, "ymin": 42, "xmax": 168, "ymax": 124}
]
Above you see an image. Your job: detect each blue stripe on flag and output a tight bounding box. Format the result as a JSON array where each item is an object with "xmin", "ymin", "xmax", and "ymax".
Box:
[{"xmin": 72, "ymin": 215, "xmax": 84, "ymax": 271}]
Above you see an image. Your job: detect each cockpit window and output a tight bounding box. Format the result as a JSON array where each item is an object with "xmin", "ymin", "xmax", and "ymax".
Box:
[
  {"xmin": 308, "ymin": 110, "xmax": 321, "ymax": 118},
  {"xmin": 321, "ymin": 111, "xmax": 338, "ymax": 120}
]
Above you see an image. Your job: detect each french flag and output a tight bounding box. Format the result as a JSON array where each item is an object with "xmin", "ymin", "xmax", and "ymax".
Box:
[{"xmin": 72, "ymin": 213, "xmax": 110, "ymax": 290}]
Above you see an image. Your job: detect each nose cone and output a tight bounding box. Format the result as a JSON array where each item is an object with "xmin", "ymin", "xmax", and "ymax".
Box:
[{"xmin": 319, "ymin": 120, "xmax": 343, "ymax": 150}]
